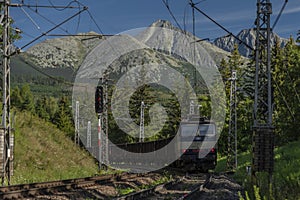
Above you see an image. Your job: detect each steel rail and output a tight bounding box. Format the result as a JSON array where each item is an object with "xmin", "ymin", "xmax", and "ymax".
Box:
[{"xmin": 0, "ymin": 173, "xmax": 137, "ymax": 199}]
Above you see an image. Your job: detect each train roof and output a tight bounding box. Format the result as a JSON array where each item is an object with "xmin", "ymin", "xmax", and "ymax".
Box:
[{"xmin": 181, "ymin": 115, "xmax": 214, "ymax": 124}]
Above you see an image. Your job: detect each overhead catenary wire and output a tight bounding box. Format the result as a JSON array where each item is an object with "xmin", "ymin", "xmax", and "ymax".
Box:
[
  {"xmin": 19, "ymin": 6, "xmax": 41, "ymax": 31},
  {"xmin": 9, "ymin": 0, "xmax": 92, "ymax": 88},
  {"xmin": 189, "ymin": 3, "xmax": 254, "ymax": 51},
  {"xmin": 47, "ymin": 0, "xmax": 82, "ymax": 11},
  {"xmin": 272, "ymin": 0, "xmax": 288, "ymax": 30},
  {"xmin": 12, "ymin": 1, "xmax": 81, "ymax": 9},
  {"xmin": 16, "ymin": 0, "xmax": 71, "ymax": 36},
  {"xmin": 162, "ymin": 0, "xmax": 183, "ymax": 31},
  {"xmin": 19, "ymin": 6, "xmax": 88, "ymax": 51}
]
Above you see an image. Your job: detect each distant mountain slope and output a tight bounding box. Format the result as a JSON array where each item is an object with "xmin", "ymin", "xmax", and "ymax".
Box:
[
  {"xmin": 213, "ymin": 29, "xmax": 287, "ymax": 57},
  {"xmin": 140, "ymin": 20, "xmax": 231, "ymax": 64},
  {"xmin": 20, "ymin": 20, "xmax": 231, "ymax": 73},
  {"xmin": 24, "ymin": 32, "xmax": 105, "ymax": 70}
]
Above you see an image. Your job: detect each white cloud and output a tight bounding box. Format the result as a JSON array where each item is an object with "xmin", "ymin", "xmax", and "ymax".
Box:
[{"xmin": 284, "ymin": 6, "xmax": 300, "ymax": 14}]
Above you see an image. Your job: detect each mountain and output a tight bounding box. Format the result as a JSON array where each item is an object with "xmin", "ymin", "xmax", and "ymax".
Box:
[
  {"xmin": 141, "ymin": 20, "xmax": 231, "ymax": 64},
  {"xmin": 23, "ymin": 32, "xmax": 105, "ymax": 70},
  {"xmin": 75, "ymin": 20, "xmax": 231, "ymax": 81},
  {"xmin": 213, "ymin": 29, "xmax": 288, "ymax": 57},
  {"xmin": 21, "ymin": 20, "xmax": 231, "ymax": 71},
  {"xmin": 12, "ymin": 19, "xmax": 235, "ymax": 85}
]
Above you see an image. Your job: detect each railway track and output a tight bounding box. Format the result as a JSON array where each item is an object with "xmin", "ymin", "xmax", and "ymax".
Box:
[
  {"xmin": 116, "ymin": 173, "xmax": 212, "ymax": 200},
  {"xmin": 0, "ymin": 172, "xmax": 242, "ymax": 199},
  {"xmin": 0, "ymin": 172, "xmax": 140, "ymax": 199}
]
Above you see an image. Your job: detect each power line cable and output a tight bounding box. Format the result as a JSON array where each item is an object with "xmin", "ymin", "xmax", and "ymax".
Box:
[
  {"xmin": 19, "ymin": 6, "xmax": 41, "ymax": 31},
  {"xmin": 47, "ymin": 0, "xmax": 82, "ymax": 33},
  {"xmin": 190, "ymin": 3, "xmax": 254, "ymax": 51},
  {"xmin": 19, "ymin": 6, "xmax": 87, "ymax": 51},
  {"xmin": 47, "ymin": 0, "xmax": 81, "ymax": 11},
  {"xmin": 272, "ymin": 0, "xmax": 288, "ymax": 30},
  {"xmin": 16, "ymin": 0, "xmax": 71, "ymax": 35},
  {"xmin": 86, "ymin": 9, "xmax": 105, "ymax": 36},
  {"xmin": 162, "ymin": 0, "xmax": 183, "ymax": 30}
]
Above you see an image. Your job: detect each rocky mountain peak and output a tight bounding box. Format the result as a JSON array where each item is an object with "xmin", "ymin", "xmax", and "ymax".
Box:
[
  {"xmin": 150, "ymin": 19, "xmax": 174, "ymax": 28},
  {"xmin": 213, "ymin": 28, "xmax": 287, "ymax": 57}
]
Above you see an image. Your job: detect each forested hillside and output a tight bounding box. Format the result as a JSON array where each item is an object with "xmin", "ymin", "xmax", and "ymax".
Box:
[{"xmin": 217, "ymin": 37, "xmax": 300, "ymax": 155}]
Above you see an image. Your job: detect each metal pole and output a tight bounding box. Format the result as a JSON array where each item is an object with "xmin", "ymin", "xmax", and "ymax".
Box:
[
  {"xmin": 234, "ymin": 73, "xmax": 238, "ymax": 169},
  {"xmin": 87, "ymin": 121, "xmax": 91, "ymax": 148},
  {"xmin": 98, "ymin": 114, "xmax": 102, "ymax": 170},
  {"xmin": 0, "ymin": 0, "xmax": 12, "ymax": 185},
  {"xmin": 253, "ymin": 0, "xmax": 274, "ymax": 183},
  {"xmin": 104, "ymin": 77, "xmax": 108, "ymax": 164},
  {"xmin": 139, "ymin": 101, "xmax": 145, "ymax": 142},
  {"xmin": 75, "ymin": 101, "xmax": 79, "ymax": 145},
  {"xmin": 227, "ymin": 70, "xmax": 237, "ymax": 171}
]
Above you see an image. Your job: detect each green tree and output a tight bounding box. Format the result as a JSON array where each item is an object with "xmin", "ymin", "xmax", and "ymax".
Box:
[
  {"xmin": 53, "ymin": 96, "xmax": 74, "ymax": 136},
  {"xmin": 35, "ymin": 96, "xmax": 51, "ymax": 120},
  {"xmin": 11, "ymin": 85, "xmax": 34, "ymax": 112},
  {"xmin": 11, "ymin": 86, "xmax": 22, "ymax": 108},
  {"xmin": 20, "ymin": 84, "xmax": 35, "ymax": 112},
  {"xmin": 273, "ymin": 37, "xmax": 300, "ymax": 143},
  {"xmin": 218, "ymin": 44, "xmax": 254, "ymax": 155}
]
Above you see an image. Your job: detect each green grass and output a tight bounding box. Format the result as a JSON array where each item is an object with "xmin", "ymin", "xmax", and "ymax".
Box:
[
  {"xmin": 12, "ymin": 111, "xmax": 99, "ymax": 184},
  {"xmin": 215, "ymin": 140, "xmax": 300, "ymax": 199}
]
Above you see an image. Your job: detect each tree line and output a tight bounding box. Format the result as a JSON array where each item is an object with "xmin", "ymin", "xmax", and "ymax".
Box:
[
  {"xmin": 218, "ymin": 36, "xmax": 300, "ymax": 156},
  {"xmin": 9, "ymin": 35, "xmax": 300, "ymax": 152},
  {"xmin": 11, "ymin": 85, "xmax": 74, "ymax": 138}
]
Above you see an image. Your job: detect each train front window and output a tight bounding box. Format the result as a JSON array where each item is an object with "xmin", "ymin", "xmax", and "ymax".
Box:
[{"xmin": 181, "ymin": 124, "xmax": 215, "ymax": 137}]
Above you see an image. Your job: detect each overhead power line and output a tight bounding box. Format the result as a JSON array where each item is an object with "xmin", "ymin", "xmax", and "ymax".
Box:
[
  {"xmin": 18, "ymin": 6, "xmax": 88, "ymax": 51},
  {"xmin": 272, "ymin": 0, "xmax": 288, "ymax": 30},
  {"xmin": 11, "ymin": 2, "xmax": 81, "ymax": 9},
  {"xmin": 16, "ymin": 0, "xmax": 71, "ymax": 36},
  {"xmin": 162, "ymin": 0, "xmax": 183, "ymax": 31},
  {"xmin": 189, "ymin": 3, "xmax": 254, "ymax": 51}
]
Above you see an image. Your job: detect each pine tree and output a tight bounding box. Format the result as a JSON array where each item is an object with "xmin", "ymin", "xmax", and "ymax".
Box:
[
  {"xmin": 20, "ymin": 84, "xmax": 35, "ymax": 112},
  {"xmin": 54, "ymin": 96, "xmax": 74, "ymax": 136},
  {"xmin": 273, "ymin": 37, "xmax": 300, "ymax": 143}
]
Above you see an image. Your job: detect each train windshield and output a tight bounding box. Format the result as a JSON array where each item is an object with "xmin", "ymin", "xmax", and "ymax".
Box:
[{"xmin": 181, "ymin": 124, "xmax": 216, "ymax": 137}]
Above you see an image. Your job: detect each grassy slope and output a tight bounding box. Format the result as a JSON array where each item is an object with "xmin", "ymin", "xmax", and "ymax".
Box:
[
  {"xmin": 12, "ymin": 111, "xmax": 98, "ymax": 184},
  {"xmin": 215, "ymin": 140, "xmax": 300, "ymax": 199}
]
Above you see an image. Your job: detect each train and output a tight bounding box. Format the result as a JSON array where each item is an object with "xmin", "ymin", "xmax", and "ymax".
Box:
[
  {"xmin": 175, "ymin": 115, "xmax": 217, "ymax": 172},
  {"xmin": 106, "ymin": 115, "xmax": 217, "ymax": 172}
]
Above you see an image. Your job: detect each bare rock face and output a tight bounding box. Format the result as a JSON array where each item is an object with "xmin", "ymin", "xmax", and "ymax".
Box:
[
  {"xmin": 145, "ymin": 20, "xmax": 231, "ymax": 65},
  {"xmin": 213, "ymin": 29, "xmax": 287, "ymax": 57},
  {"xmin": 24, "ymin": 32, "xmax": 105, "ymax": 69}
]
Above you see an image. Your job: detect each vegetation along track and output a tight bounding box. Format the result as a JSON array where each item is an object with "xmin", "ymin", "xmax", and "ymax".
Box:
[{"xmin": 116, "ymin": 173, "xmax": 211, "ymax": 200}]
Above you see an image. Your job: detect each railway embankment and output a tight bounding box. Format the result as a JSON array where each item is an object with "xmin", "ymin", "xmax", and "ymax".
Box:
[
  {"xmin": 215, "ymin": 140, "xmax": 300, "ymax": 199},
  {"xmin": 11, "ymin": 111, "xmax": 99, "ymax": 184}
]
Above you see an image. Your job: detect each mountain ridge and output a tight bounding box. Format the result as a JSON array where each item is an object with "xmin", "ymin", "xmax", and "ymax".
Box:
[{"xmin": 213, "ymin": 28, "xmax": 288, "ymax": 57}]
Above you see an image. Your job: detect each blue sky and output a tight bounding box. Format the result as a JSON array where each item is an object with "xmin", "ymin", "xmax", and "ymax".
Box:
[{"xmin": 10, "ymin": 0, "xmax": 300, "ymax": 50}]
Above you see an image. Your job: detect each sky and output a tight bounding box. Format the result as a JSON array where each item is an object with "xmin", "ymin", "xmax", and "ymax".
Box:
[{"xmin": 9, "ymin": 0, "xmax": 300, "ymax": 50}]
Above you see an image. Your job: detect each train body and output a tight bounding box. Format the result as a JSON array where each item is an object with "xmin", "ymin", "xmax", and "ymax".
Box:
[
  {"xmin": 105, "ymin": 116, "xmax": 217, "ymax": 172},
  {"xmin": 176, "ymin": 116, "xmax": 217, "ymax": 171}
]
